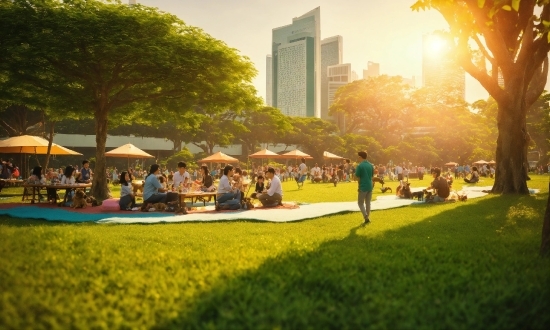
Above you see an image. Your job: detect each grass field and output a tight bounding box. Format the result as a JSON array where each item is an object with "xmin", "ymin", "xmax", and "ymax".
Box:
[{"xmin": 1, "ymin": 175, "xmax": 549, "ymax": 329}]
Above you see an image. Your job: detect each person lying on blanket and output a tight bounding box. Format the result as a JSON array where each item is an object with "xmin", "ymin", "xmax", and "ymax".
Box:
[{"xmin": 257, "ymin": 167, "xmax": 283, "ymax": 207}]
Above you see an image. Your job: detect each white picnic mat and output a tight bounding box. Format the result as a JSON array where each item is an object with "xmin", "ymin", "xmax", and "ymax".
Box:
[{"xmin": 96, "ymin": 187, "xmax": 492, "ymax": 224}]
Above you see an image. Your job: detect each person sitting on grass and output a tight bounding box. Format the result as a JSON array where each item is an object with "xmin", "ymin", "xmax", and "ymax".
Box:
[
  {"xmin": 216, "ymin": 165, "xmax": 241, "ymax": 211},
  {"xmin": 430, "ymin": 167, "xmax": 450, "ymax": 202},
  {"xmin": 119, "ymin": 171, "xmax": 138, "ymax": 211},
  {"xmin": 250, "ymin": 175, "xmax": 265, "ymax": 199},
  {"xmin": 464, "ymin": 166, "xmax": 480, "ymax": 184},
  {"xmin": 196, "ymin": 165, "xmax": 215, "ymax": 192},
  {"xmin": 258, "ymin": 167, "xmax": 283, "ymax": 207},
  {"xmin": 141, "ymin": 164, "xmax": 168, "ymax": 211}
]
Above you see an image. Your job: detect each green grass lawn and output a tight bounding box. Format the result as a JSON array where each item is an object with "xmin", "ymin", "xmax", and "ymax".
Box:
[{"xmin": 1, "ymin": 175, "xmax": 549, "ymax": 329}]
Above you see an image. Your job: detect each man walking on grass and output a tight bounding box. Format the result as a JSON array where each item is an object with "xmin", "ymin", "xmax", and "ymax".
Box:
[{"xmin": 356, "ymin": 151, "xmax": 374, "ymax": 225}]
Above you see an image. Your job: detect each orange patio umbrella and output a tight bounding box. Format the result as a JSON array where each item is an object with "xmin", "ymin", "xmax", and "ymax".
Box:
[
  {"xmin": 249, "ymin": 149, "xmax": 281, "ymax": 159},
  {"xmin": 199, "ymin": 151, "xmax": 239, "ymax": 163},
  {"xmin": 323, "ymin": 151, "xmax": 344, "ymax": 160},
  {"xmin": 0, "ymin": 135, "xmax": 82, "ymax": 155},
  {"xmin": 105, "ymin": 143, "xmax": 155, "ymax": 168},
  {"xmin": 280, "ymin": 149, "xmax": 313, "ymax": 159},
  {"xmin": 444, "ymin": 162, "xmax": 458, "ymax": 166},
  {"xmin": 0, "ymin": 135, "xmax": 82, "ymax": 176}
]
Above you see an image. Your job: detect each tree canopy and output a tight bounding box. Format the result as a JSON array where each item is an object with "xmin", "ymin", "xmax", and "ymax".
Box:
[
  {"xmin": 0, "ymin": 0, "xmax": 258, "ymax": 199},
  {"xmin": 411, "ymin": 0, "xmax": 550, "ymax": 194}
]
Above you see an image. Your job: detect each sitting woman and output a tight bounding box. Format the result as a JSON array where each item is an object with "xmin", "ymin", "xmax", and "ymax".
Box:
[
  {"xmin": 464, "ymin": 166, "xmax": 480, "ymax": 184},
  {"xmin": 61, "ymin": 166, "xmax": 76, "ymax": 185},
  {"xmin": 27, "ymin": 166, "xmax": 46, "ymax": 185},
  {"xmin": 141, "ymin": 164, "xmax": 168, "ymax": 210},
  {"xmin": 119, "ymin": 171, "xmax": 138, "ymax": 210},
  {"xmin": 197, "ymin": 165, "xmax": 215, "ymax": 192},
  {"xmin": 27, "ymin": 166, "xmax": 47, "ymax": 202},
  {"xmin": 61, "ymin": 165, "xmax": 76, "ymax": 205}
]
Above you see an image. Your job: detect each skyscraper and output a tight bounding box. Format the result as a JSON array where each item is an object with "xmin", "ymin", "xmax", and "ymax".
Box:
[
  {"xmin": 272, "ymin": 7, "xmax": 321, "ymax": 118},
  {"xmin": 422, "ymin": 34, "xmax": 465, "ymax": 98},
  {"xmin": 266, "ymin": 55, "xmax": 272, "ymax": 106},
  {"xmin": 321, "ymin": 35, "xmax": 343, "ymax": 120},
  {"xmin": 327, "ymin": 63, "xmax": 354, "ymax": 132},
  {"xmin": 363, "ymin": 61, "xmax": 380, "ymax": 79}
]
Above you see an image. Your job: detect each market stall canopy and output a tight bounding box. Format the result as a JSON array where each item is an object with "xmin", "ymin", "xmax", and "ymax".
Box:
[
  {"xmin": 249, "ymin": 149, "xmax": 281, "ymax": 159},
  {"xmin": 199, "ymin": 151, "xmax": 239, "ymax": 163},
  {"xmin": 473, "ymin": 160, "xmax": 488, "ymax": 165},
  {"xmin": 488, "ymin": 160, "xmax": 496, "ymax": 165},
  {"xmin": 323, "ymin": 151, "xmax": 344, "ymax": 160},
  {"xmin": 444, "ymin": 162, "xmax": 458, "ymax": 166},
  {"xmin": 105, "ymin": 143, "xmax": 154, "ymax": 159},
  {"xmin": 280, "ymin": 149, "xmax": 313, "ymax": 159},
  {"xmin": 0, "ymin": 135, "xmax": 82, "ymax": 155}
]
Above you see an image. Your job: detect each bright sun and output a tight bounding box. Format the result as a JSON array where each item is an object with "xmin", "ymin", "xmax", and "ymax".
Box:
[{"xmin": 425, "ymin": 35, "xmax": 447, "ymax": 56}]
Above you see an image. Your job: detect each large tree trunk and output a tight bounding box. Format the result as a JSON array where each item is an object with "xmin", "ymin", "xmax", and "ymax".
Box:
[
  {"xmin": 91, "ymin": 109, "xmax": 110, "ymax": 201},
  {"xmin": 492, "ymin": 102, "xmax": 530, "ymax": 194},
  {"xmin": 541, "ymin": 181, "xmax": 550, "ymax": 256}
]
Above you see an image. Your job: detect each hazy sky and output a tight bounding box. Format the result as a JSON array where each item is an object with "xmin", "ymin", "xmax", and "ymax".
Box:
[{"xmin": 139, "ymin": 0, "xmax": 490, "ymax": 103}]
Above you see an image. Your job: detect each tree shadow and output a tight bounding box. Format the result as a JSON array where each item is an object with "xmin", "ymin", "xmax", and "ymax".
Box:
[{"xmin": 156, "ymin": 194, "xmax": 550, "ymax": 329}]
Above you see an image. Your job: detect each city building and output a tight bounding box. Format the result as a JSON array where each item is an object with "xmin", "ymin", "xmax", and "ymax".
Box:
[
  {"xmin": 272, "ymin": 7, "xmax": 321, "ymax": 118},
  {"xmin": 320, "ymin": 36, "xmax": 343, "ymax": 120},
  {"xmin": 327, "ymin": 63, "xmax": 355, "ymax": 132},
  {"xmin": 266, "ymin": 55, "xmax": 272, "ymax": 106},
  {"xmin": 422, "ymin": 33, "xmax": 465, "ymax": 98},
  {"xmin": 363, "ymin": 61, "xmax": 380, "ymax": 79}
]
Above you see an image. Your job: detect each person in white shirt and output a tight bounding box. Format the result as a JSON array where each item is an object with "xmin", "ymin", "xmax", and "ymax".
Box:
[
  {"xmin": 258, "ymin": 167, "xmax": 283, "ymax": 207},
  {"xmin": 297, "ymin": 158, "xmax": 308, "ymax": 188},
  {"xmin": 61, "ymin": 165, "xmax": 76, "ymax": 185},
  {"xmin": 172, "ymin": 161, "xmax": 190, "ymax": 189},
  {"xmin": 216, "ymin": 165, "xmax": 241, "ymax": 210},
  {"xmin": 395, "ymin": 164, "xmax": 404, "ymax": 181},
  {"xmin": 311, "ymin": 163, "xmax": 321, "ymax": 183}
]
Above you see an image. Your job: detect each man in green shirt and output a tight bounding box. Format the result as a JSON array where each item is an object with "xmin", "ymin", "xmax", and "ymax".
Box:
[{"xmin": 355, "ymin": 151, "xmax": 374, "ymax": 225}]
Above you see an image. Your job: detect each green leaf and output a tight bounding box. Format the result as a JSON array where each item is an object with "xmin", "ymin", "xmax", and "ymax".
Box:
[
  {"xmin": 543, "ymin": 20, "xmax": 550, "ymax": 28},
  {"xmin": 511, "ymin": 0, "xmax": 520, "ymax": 11},
  {"xmin": 502, "ymin": 5, "xmax": 512, "ymax": 11},
  {"xmin": 547, "ymin": 32, "xmax": 550, "ymax": 44},
  {"xmin": 477, "ymin": 0, "xmax": 486, "ymax": 8}
]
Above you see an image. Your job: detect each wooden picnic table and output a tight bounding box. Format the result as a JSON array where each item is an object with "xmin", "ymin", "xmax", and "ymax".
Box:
[
  {"xmin": 0, "ymin": 179, "xmax": 25, "ymax": 187},
  {"xmin": 178, "ymin": 191, "xmax": 217, "ymax": 208},
  {"xmin": 22, "ymin": 183, "xmax": 92, "ymax": 204}
]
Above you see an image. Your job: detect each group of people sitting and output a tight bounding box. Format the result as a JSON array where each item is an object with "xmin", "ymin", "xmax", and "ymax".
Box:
[
  {"xmin": 393, "ymin": 165, "xmax": 481, "ymax": 203},
  {"xmin": 309, "ymin": 161, "xmax": 353, "ymax": 185},
  {"xmin": 118, "ymin": 161, "xmax": 283, "ymax": 212},
  {"xmin": 26, "ymin": 161, "xmax": 92, "ymax": 204}
]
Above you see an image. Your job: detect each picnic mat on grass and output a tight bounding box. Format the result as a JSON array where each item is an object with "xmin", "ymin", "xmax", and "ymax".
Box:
[{"xmin": 0, "ymin": 186, "xmax": 538, "ymax": 223}]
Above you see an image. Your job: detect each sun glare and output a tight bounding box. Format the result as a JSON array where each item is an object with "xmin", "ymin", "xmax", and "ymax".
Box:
[{"xmin": 425, "ymin": 35, "xmax": 447, "ymax": 56}]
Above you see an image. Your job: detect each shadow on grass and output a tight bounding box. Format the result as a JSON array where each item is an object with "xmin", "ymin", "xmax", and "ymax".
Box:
[{"xmin": 159, "ymin": 194, "xmax": 550, "ymax": 329}]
